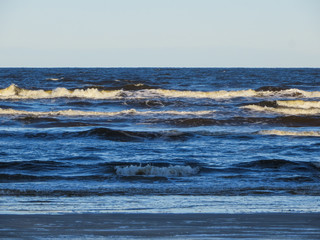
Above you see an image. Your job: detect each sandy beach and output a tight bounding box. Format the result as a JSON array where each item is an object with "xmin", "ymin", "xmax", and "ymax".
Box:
[{"xmin": 1, "ymin": 213, "xmax": 319, "ymax": 239}]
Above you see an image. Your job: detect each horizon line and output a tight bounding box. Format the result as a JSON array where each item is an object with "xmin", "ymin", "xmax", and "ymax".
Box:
[{"xmin": 0, "ymin": 66, "xmax": 319, "ymax": 69}]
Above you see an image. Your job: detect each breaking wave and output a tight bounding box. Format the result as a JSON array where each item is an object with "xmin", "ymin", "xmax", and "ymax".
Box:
[
  {"xmin": 258, "ymin": 130, "xmax": 320, "ymax": 137},
  {"xmin": 0, "ymin": 108, "xmax": 215, "ymax": 117},
  {"xmin": 1, "ymin": 84, "xmax": 320, "ymax": 100},
  {"xmin": 115, "ymin": 164, "xmax": 199, "ymax": 177},
  {"xmin": 242, "ymin": 100, "xmax": 320, "ymax": 115},
  {"xmin": 277, "ymin": 100, "xmax": 320, "ymax": 109},
  {"xmin": 0, "ymin": 127, "xmax": 195, "ymax": 142},
  {"xmin": 0, "ymin": 84, "xmax": 120, "ymax": 99},
  {"xmin": 242, "ymin": 105, "xmax": 320, "ymax": 115}
]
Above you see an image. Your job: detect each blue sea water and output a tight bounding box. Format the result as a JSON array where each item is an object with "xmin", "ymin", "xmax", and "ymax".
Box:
[{"xmin": 0, "ymin": 68, "xmax": 320, "ymax": 214}]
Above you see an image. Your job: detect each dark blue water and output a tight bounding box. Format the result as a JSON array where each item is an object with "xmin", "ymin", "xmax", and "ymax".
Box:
[{"xmin": 0, "ymin": 68, "xmax": 320, "ymax": 214}]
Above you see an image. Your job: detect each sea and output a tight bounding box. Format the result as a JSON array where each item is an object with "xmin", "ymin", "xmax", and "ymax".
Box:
[{"xmin": 0, "ymin": 68, "xmax": 319, "ymax": 214}]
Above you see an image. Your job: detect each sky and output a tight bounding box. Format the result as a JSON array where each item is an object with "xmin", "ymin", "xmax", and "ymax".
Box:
[{"xmin": 0, "ymin": 0, "xmax": 319, "ymax": 67}]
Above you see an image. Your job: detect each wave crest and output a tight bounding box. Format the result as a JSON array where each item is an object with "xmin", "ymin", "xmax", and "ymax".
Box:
[
  {"xmin": 242, "ymin": 105, "xmax": 320, "ymax": 115},
  {"xmin": 82, "ymin": 128, "xmax": 193, "ymax": 141},
  {"xmin": 0, "ymin": 84, "xmax": 121, "ymax": 99},
  {"xmin": 242, "ymin": 100, "xmax": 320, "ymax": 115},
  {"xmin": 0, "ymin": 108, "xmax": 215, "ymax": 117},
  {"xmin": 258, "ymin": 129, "xmax": 320, "ymax": 137},
  {"xmin": 277, "ymin": 100, "xmax": 320, "ymax": 109},
  {"xmin": 1, "ymin": 84, "xmax": 320, "ymax": 100}
]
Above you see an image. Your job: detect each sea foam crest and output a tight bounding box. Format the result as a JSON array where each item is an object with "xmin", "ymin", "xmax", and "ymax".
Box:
[
  {"xmin": 0, "ymin": 108, "xmax": 215, "ymax": 117},
  {"xmin": 277, "ymin": 100, "xmax": 320, "ymax": 109},
  {"xmin": 242, "ymin": 105, "xmax": 320, "ymax": 115},
  {"xmin": 146, "ymin": 88, "xmax": 320, "ymax": 99},
  {"xmin": 0, "ymin": 84, "xmax": 121, "ymax": 99},
  {"xmin": 115, "ymin": 164, "xmax": 199, "ymax": 177},
  {"xmin": 1, "ymin": 84, "xmax": 320, "ymax": 100},
  {"xmin": 258, "ymin": 130, "xmax": 320, "ymax": 137}
]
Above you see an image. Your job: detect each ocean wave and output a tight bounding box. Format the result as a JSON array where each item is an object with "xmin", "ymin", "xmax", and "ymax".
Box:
[
  {"xmin": 81, "ymin": 128, "xmax": 193, "ymax": 141},
  {"xmin": 1, "ymin": 84, "xmax": 320, "ymax": 100},
  {"xmin": 137, "ymin": 88, "xmax": 320, "ymax": 99},
  {"xmin": 0, "ymin": 84, "xmax": 121, "ymax": 99},
  {"xmin": 1, "ymin": 186, "xmax": 320, "ymax": 197},
  {"xmin": 115, "ymin": 164, "xmax": 199, "ymax": 177},
  {"xmin": 0, "ymin": 108, "xmax": 215, "ymax": 117},
  {"xmin": 276, "ymin": 116, "xmax": 320, "ymax": 127},
  {"xmin": 0, "ymin": 173, "xmax": 58, "ymax": 182},
  {"xmin": 0, "ymin": 127, "xmax": 194, "ymax": 142},
  {"xmin": 15, "ymin": 116, "xmax": 96, "ymax": 128},
  {"xmin": 241, "ymin": 100, "xmax": 320, "ymax": 115},
  {"xmin": 242, "ymin": 105, "xmax": 320, "ymax": 115},
  {"xmin": 258, "ymin": 130, "xmax": 320, "ymax": 137},
  {"xmin": 255, "ymin": 86, "xmax": 289, "ymax": 92},
  {"xmin": 277, "ymin": 100, "xmax": 320, "ymax": 109},
  {"xmin": 235, "ymin": 159, "xmax": 299, "ymax": 169},
  {"xmin": 234, "ymin": 159, "xmax": 320, "ymax": 172},
  {"xmin": 247, "ymin": 100, "xmax": 320, "ymax": 109}
]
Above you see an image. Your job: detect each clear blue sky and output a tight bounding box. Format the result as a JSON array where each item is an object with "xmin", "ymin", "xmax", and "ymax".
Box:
[{"xmin": 0, "ymin": 0, "xmax": 319, "ymax": 67}]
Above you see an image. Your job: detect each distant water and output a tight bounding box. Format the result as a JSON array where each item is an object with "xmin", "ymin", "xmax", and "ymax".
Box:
[{"xmin": 0, "ymin": 68, "xmax": 320, "ymax": 214}]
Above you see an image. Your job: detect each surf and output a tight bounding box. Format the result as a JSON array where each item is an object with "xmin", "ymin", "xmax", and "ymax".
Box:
[
  {"xmin": 2, "ymin": 84, "xmax": 320, "ymax": 100},
  {"xmin": 258, "ymin": 129, "xmax": 320, "ymax": 137},
  {"xmin": 0, "ymin": 108, "xmax": 215, "ymax": 117},
  {"xmin": 242, "ymin": 101, "xmax": 320, "ymax": 115}
]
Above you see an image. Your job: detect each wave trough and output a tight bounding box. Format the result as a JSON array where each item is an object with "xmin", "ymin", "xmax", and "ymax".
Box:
[{"xmin": 115, "ymin": 164, "xmax": 199, "ymax": 177}]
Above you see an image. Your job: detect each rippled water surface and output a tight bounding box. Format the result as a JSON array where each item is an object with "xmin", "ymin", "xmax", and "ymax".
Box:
[{"xmin": 0, "ymin": 68, "xmax": 319, "ymax": 213}]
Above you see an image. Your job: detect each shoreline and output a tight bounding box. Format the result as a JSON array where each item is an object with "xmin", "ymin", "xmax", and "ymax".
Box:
[{"xmin": 1, "ymin": 212, "xmax": 319, "ymax": 239}]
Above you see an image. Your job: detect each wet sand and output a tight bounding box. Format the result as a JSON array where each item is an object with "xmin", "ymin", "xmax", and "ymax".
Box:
[{"xmin": 1, "ymin": 213, "xmax": 319, "ymax": 239}]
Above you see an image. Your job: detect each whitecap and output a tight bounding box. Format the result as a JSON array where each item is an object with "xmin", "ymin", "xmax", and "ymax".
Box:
[
  {"xmin": 241, "ymin": 105, "xmax": 320, "ymax": 115},
  {"xmin": 277, "ymin": 100, "xmax": 320, "ymax": 109},
  {"xmin": 2, "ymin": 84, "xmax": 320, "ymax": 100},
  {"xmin": 0, "ymin": 84, "xmax": 121, "ymax": 99},
  {"xmin": 0, "ymin": 108, "xmax": 215, "ymax": 117},
  {"xmin": 258, "ymin": 130, "xmax": 320, "ymax": 137}
]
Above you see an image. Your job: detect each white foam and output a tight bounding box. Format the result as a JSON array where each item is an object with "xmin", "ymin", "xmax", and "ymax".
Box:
[
  {"xmin": 151, "ymin": 89, "xmax": 258, "ymax": 99},
  {"xmin": 0, "ymin": 108, "xmax": 215, "ymax": 117},
  {"xmin": 277, "ymin": 100, "xmax": 320, "ymax": 109},
  {"xmin": 129, "ymin": 88, "xmax": 320, "ymax": 99},
  {"xmin": 298, "ymin": 89, "xmax": 320, "ymax": 98},
  {"xmin": 242, "ymin": 105, "xmax": 320, "ymax": 115},
  {"xmin": 150, "ymin": 88, "xmax": 320, "ymax": 99},
  {"xmin": 2, "ymin": 84, "xmax": 320, "ymax": 100},
  {"xmin": 258, "ymin": 130, "xmax": 320, "ymax": 137},
  {"xmin": 0, "ymin": 84, "xmax": 121, "ymax": 99},
  {"xmin": 115, "ymin": 164, "xmax": 199, "ymax": 177}
]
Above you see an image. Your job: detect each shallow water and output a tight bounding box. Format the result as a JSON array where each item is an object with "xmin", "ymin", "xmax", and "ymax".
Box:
[{"xmin": 0, "ymin": 68, "xmax": 319, "ymax": 213}]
